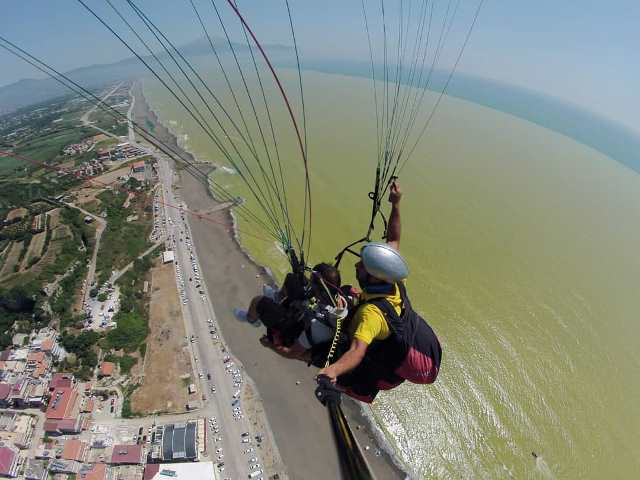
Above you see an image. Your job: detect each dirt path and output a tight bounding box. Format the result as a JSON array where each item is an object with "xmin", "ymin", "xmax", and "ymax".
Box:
[{"xmin": 131, "ymin": 261, "xmax": 192, "ymax": 414}]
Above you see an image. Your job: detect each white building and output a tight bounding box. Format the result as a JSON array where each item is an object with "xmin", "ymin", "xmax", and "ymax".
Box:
[
  {"xmin": 144, "ymin": 462, "xmax": 216, "ymax": 480},
  {"xmin": 162, "ymin": 251, "xmax": 175, "ymax": 264}
]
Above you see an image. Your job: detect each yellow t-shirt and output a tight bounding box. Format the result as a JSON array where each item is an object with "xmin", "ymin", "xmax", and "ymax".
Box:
[{"xmin": 351, "ymin": 284, "xmax": 403, "ymax": 345}]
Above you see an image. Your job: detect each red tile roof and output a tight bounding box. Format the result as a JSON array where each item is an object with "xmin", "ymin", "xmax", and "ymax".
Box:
[
  {"xmin": 110, "ymin": 444, "xmax": 143, "ymax": 465},
  {"xmin": 46, "ymin": 387, "xmax": 77, "ymax": 420},
  {"xmin": 50, "ymin": 373, "xmax": 73, "ymax": 390},
  {"xmin": 99, "ymin": 362, "xmax": 115, "ymax": 377},
  {"xmin": 0, "ymin": 446, "xmax": 17, "ymax": 476},
  {"xmin": 62, "ymin": 439, "xmax": 87, "ymax": 462},
  {"xmin": 33, "ymin": 362, "xmax": 48, "ymax": 378},
  {"xmin": 0, "ymin": 383, "xmax": 10, "ymax": 400},
  {"xmin": 41, "ymin": 338, "xmax": 54, "ymax": 351},
  {"xmin": 43, "ymin": 417, "xmax": 81, "ymax": 434},
  {"xmin": 143, "ymin": 464, "xmax": 160, "ymax": 480},
  {"xmin": 27, "ymin": 351, "xmax": 45, "ymax": 362},
  {"xmin": 79, "ymin": 463, "xmax": 107, "ymax": 480}
]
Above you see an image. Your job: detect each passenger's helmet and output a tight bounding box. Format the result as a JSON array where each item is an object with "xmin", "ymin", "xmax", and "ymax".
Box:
[{"xmin": 360, "ymin": 242, "xmax": 409, "ymax": 283}]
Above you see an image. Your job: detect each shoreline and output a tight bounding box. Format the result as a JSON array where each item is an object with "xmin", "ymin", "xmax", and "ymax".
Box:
[{"xmin": 134, "ymin": 82, "xmax": 409, "ymax": 479}]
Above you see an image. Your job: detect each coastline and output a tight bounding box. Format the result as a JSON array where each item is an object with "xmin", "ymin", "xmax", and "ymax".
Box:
[{"xmin": 134, "ymin": 82, "xmax": 409, "ymax": 479}]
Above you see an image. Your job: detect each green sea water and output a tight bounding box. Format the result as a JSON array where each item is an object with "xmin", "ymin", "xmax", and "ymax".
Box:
[{"xmin": 144, "ymin": 69, "xmax": 640, "ymax": 478}]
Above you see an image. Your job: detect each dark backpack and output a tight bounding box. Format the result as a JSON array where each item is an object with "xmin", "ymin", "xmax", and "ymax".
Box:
[{"xmin": 363, "ymin": 283, "xmax": 442, "ymax": 384}]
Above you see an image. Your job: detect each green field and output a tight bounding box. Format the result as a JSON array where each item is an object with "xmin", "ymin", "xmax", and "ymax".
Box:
[
  {"xmin": 91, "ymin": 109, "xmax": 128, "ymax": 137},
  {"xmin": 0, "ymin": 156, "xmax": 25, "ymax": 175},
  {"xmin": 14, "ymin": 127, "xmax": 95, "ymax": 164}
]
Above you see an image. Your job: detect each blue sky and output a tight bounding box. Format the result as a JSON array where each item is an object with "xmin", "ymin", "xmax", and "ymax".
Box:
[{"xmin": 1, "ymin": 1, "xmax": 638, "ymax": 131}]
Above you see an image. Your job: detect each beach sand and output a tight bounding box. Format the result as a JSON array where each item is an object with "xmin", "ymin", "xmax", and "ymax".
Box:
[{"xmin": 134, "ymin": 83, "xmax": 407, "ymax": 479}]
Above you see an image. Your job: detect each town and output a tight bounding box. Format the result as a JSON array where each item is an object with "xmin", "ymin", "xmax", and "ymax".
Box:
[{"xmin": 0, "ymin": 83, "xmax": 274, "ymax": 479}]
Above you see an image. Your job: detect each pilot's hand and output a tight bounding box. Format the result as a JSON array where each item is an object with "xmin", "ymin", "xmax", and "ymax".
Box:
[
  {"xmin": 317, "ymin": 366, "xmax": 338, "ymax": 384},
  {"xmin": 388, "ymin": 180, "xmax": 402, "ymax": 205}
]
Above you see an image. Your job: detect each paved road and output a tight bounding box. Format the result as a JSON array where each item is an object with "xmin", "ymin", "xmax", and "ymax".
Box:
[{"xmin": 157, "ymin": 158, "xmax": 266, "ymax": 480}]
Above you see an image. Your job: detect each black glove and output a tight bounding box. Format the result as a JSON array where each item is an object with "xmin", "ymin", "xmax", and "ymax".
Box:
[{"xmin": 315, "ymin": 374, "xmax": 341, "ymax": 406}]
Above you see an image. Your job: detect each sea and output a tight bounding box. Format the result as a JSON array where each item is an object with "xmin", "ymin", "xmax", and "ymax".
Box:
[{"xmin": 143, "ymin": 64, "xmax": 640, "ymax": 479}]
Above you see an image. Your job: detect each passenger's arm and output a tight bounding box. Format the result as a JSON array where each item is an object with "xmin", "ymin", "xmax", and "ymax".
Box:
[
  {"xmin": 318, "ymin": 338, "xmax": 368, "ymax": 382},
  {"xmin": 386, "ymin": 180, "xmax": 402, "ymax": 250}
]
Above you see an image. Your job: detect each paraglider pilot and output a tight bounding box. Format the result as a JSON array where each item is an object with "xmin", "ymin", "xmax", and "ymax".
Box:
[{"xmin": 318, "ymin": 181, "xmax": 442, "ymax": 403}]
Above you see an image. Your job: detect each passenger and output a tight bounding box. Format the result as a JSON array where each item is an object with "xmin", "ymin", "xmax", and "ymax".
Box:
[
  {"xmin": 318, "ymin": 181, "xmax": 442, "ymax": 403},
  {"xmin": 234, "ymin": 264, "xmax": 355, "ymax": 363}
]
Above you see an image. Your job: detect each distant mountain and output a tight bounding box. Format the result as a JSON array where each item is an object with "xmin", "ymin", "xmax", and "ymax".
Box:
[{"xmin": 0, "ymin": 36, "xmax": 292, "ymax": 115}]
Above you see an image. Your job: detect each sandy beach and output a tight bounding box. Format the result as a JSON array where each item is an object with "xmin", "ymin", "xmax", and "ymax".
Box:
[{"xmin": 133, "ymin": 83, "xmax": 407, "ymax": 479}]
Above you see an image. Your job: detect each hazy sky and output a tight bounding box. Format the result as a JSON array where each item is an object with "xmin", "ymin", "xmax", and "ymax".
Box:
[{"xmin": 1, "ymin": 1, "xmax": 638, "ymax": 132}]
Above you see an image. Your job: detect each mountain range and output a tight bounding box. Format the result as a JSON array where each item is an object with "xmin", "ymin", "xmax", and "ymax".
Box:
[{"xmin": 0, "ymin": 36, "xmax": 291, "ymax": 115}]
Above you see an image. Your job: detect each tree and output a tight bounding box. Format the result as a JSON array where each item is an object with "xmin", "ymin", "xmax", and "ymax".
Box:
[{"xmin": 107, "ymin": 311, "xmax": 147, "ymax": 352}]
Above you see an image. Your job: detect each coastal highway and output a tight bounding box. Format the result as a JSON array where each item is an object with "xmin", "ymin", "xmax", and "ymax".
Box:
[{"xmin": 157, "ymin": 157, "xmax": 265, "ymax": 480}]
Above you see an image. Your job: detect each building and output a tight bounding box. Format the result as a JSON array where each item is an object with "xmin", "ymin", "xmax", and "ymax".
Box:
[
  {"xmin": 61, "ymin": 439, "xmax": 89, "ymax": 463},
  {"xmin": 44, "ymin": 384, "xmax": 82, "ymax": 435},
  {"xmin": 110, "ymin": 444, "xmax": 144, "ymax": 465},
  {"xmin": 8, "ymin": 380, "xmax": 30, "ymax": 408},
  {"xmin": 81, "ymin": 398, "xmax": 95, "ymax": 414},
  {"xmin": 46, "ymin": 387, "xmax": 77, "ymax": 420},
  {"xmin": 131, "ymin": 161, "xmax": 145, "ymax": 173},
  {"xmin": 143, "ymin": 462, "xmax": 216, "ymax": 480},
  {"xmin": 78, "ymin": 463, "xmax": 108, "ymax": 480},
  {"xmin": 0, "ymin": 385, "xmax": 10, "ymax": 408},
  {"xmin": 98, "ymin": 362, "xmax": 115, "ymax": 378},
  {"xmin": 0, "ymin": 446, "xmax": 19, "ymax": 478},
  {"xmin": 130, "ymin": 160, "xmax": 146, "ymax": 182},
  {"xmin": 48, "ymin": 373, "xmax": 74, "ymax": 391},
  {"xmin": 162, "ymin": 251, "xmax": 174, "ymax": 264},
  {"xmin": 159, "ymin": 421, "xmax": 198, "ymax": 462},
  {"xmin": 10, "ymin": 335, "xmax": 27, "ymax": 348},
  {"xmin": 23, "ymin": 459, "xmax": 47, "ymax": 480},
  {"xmin": 0, "ymin": 412, "xmax": 35, "ymax": 449},
  {"xmin": 48, "ymin": 459, "xmax": 80, "ymax": 475}
]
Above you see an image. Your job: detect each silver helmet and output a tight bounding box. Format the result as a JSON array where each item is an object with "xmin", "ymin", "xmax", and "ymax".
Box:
[{"xmin": 360, "ymin": 242, "xmax": 409, "ymax": 283}]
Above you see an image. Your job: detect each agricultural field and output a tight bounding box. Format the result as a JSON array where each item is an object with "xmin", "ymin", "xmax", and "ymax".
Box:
[
  {"xmin": 0, "ymin": 155, "xmax": 26, "ymax": 176},
  {"xmin": 91, "ymin": 109, "xmax": 128, "ymax": 137},
  {"xmin": 13, "ymin": 126, "xmax": 96, "ymax": 167},
  {"xmin": 0, "ymin": 240, "xmax": 23, "ymax": 278},
  {"xmin": 20, "ymin": 230, "xmax": 47, "ymax": 271}
]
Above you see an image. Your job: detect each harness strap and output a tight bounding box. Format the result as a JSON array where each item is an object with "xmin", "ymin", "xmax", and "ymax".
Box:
[{"xmin": 359, "ymin": 283, "xmax": 408, "ymax": 337}]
